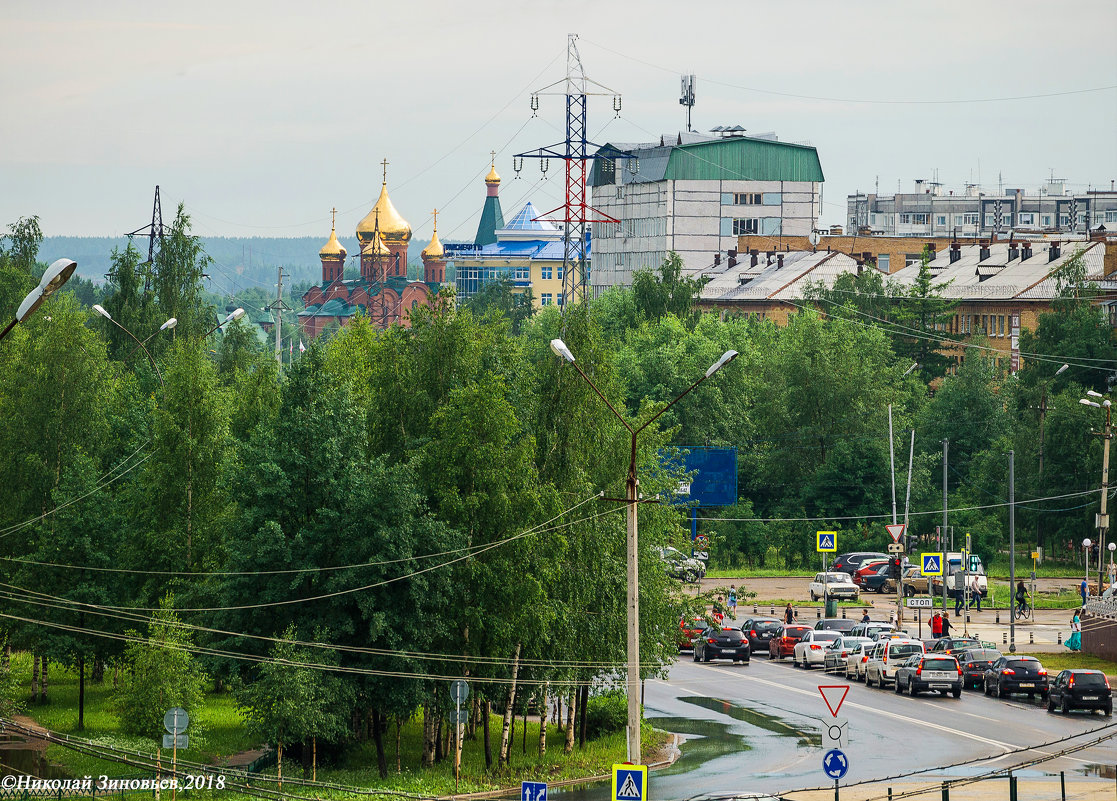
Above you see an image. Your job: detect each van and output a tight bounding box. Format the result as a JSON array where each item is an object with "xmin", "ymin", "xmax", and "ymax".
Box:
[
  {"xmin": 943, "ymin": 552, "xmax": 988, "ymax": 599},
  {"xmin": 865, "ymin": 638, "xmax": 925, "ymax": 688}
]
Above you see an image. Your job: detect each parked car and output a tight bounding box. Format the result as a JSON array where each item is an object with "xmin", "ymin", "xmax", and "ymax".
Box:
[
  {"xmin": 829, "ymin": 552, "xmax": 890, "ymax": 576},
  {"xmin": 1047, "ymin": 670, "xmax": 1112, "ymax": 716},
  {"xmin": 740, "ymin": 617, "xmax": 783, "ymax": 653},
  {"xmin": 678, "ymin": 616, "xmax": 708, "ymax": 652},
  {"xmin": 865, "ymin": 638, "xmax": 925, "ymax": 689},
  {"xmin": 851, "ymin": 559, "xmax": 889, "ymax": 588},
  {"xmin": 809, "ymin": 572, "xmax": 860, "ymax": 602},
  {"xmin": 769, "ymin": 624, "xmax": 813, "ymax": 660},
  {"xmin": 844, "ymin": 641, "xmax": 875, "ymax": 681},
  {"xmin": 884, "ymin": 566, "xmax": 931, "ymax": 596},
  {"xmin": 661, "ymin": 546, "xmax": 706, "ymax": 582},
  {"xmin": 814, "ymin": 618, "xmax": 858, "ymax": 633},
  {"xmin": 792, "ymin": 629, "xmax": 842, "ymax": 668},
  {"xmin": 894, "ymin": 654, "xmax": 963, "ymax": 697},
  {"xmin": 956, "ymin": 648, "xmax": 1002, "ymax": 689},
  {"xmin": 848, "ymin": 621, "xmax": 894, "ymax": 640},
  {"xmin": 859, "ymin": 563, "xmax": 894, "ymax": 594},
  {"xmin": 692, "ymin": 626, "xmax": 750, "ymax": 663},
  {"xmin": 983, "ymin": 656, "xmax": 1049, "ymax": 699},
  {"xmin": 824, "ymin": 636, "xmax": 873, "ymax": 674}
]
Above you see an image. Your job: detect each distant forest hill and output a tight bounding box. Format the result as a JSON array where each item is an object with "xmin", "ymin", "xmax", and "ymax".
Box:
[{"xmin": 39, "ymin": 236, "xmax": 464, "ymax": 297}]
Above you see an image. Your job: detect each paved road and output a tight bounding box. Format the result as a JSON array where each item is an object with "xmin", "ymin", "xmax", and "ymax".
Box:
[{"xmin": 637, "ymin": 655, "xmax": 1115, "ymax": 797}]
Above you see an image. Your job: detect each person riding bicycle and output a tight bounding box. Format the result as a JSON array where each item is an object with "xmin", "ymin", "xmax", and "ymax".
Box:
[{"xmin": 1014, "ymin": 580, "xmax": 1028, "ymax": 616}]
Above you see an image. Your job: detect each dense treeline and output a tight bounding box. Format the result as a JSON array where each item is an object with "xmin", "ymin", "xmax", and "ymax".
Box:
[{"xmin": 1, "ymin": 214, "xmax": 1114, "ymax": 776}]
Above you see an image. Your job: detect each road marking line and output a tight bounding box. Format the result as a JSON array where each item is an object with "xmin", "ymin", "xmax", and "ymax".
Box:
[{"xmin": 679, "ymin": 662, "xmax": 1014, "ymax": 753}]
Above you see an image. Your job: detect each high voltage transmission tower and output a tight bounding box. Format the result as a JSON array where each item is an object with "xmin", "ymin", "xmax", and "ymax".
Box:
[
  {"xmin": 124, "ymin": 185, "xmax": 167, "ymax": 292},
  {"xmin": 514, "ymin": 34, "xmax": 632, "ymax": 311}
]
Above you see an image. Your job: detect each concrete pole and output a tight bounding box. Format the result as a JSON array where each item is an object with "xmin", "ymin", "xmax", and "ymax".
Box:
[
  {"xmin": 1098, "ymin": 410, "xmax": 1111, "ymax": 597},
  {"xmin": 942, "ymin": 439, "xmax": 949, "ymax": 612},
  {"xmin": 625, "ymin": 436, "xmax": 641, "ymax": 764},
  {"xmin": 889, "ymin": 405, "xmax": 897, "ymax": 525},
  {"xmin": 1009, "ymin": 449, "xmax": 1016, "ymax": 652}
]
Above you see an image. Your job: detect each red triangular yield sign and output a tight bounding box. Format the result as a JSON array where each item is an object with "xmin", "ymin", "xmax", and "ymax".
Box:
[
  {"xmin": 818, "ymin": 685, "xmax": 849, "ymax": 717},
  {"xmin": 885, "ymin": 523, "xmax": 906, "ymax": 543}
]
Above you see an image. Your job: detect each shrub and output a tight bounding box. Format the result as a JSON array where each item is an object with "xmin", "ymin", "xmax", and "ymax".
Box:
[{"xmin": 583, "ymin": 691, "xmax": 627, "ymax": 739}]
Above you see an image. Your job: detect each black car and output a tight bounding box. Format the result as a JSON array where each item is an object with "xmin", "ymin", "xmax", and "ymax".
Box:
[
  {"xmin": 814, "ymin": 618, "xmax": 858, "ymax": 633},
  {"xmin": 829, "ymin": 552, "xmax": 890, "ymax": 576},
  {"xmin": 860, "ymin": 563, "xmax": 893, "ymax": 593},
  {"xmin": 983, "ymin": 656, "xmax": 1049, "ymax": 699},
  {"xmin": 956, "ymin": 648, "xmax": 1002, "ymax": 689},
  {"xmin": 1047, "ymin": 670, "xmax": 1112, "ymax": 716},
  {"xmin": 928, "ymin": 636, "xmax": 981, "ymax": 656},
  {"xmin": 894, "ymin": 654, "xmax": 963, "ymax": 697},
  {"xmin": 692, "ymin": 626, "xmax": 750, "ymax": 663},
  {"xmin": 741, "ymin": 617, "xmax": 782, "ymax": 652}
]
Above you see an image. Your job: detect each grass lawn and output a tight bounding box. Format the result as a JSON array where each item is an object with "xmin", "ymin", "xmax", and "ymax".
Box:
[
  {"xmin": 9, "ymin": 653, "xmax": 665, "ymax": 797},
  {"xmin": 706, "ymin": 568, "xmax": 814, "ymax": 578},
  {"xmin": 1016, "ymin": 651, "xmax": 1117, "ymax": 681}
]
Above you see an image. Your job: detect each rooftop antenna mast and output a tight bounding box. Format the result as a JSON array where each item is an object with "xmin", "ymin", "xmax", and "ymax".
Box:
[
  {"xmin": 680, "ymin": 74, "xmax": 696, "ymax": 132},
  {"xmin": 515, "ymin": 33, "xmax": 632, "ymax": 312},
  {"xmin": 124, "ymin": 185, "xmax": 167, "ymax": 292}
]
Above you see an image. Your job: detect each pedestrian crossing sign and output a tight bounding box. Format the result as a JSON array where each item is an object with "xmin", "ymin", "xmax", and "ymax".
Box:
[
  {"xmin": 612, "ymin": 764, "xmax": 647, "ymax": 801},
  {"xmin": 816, "ymin": 531, "xmax": 837, "ymax": 553},
  {"xmin": 921, "ymin": 552, "xmax": 944, "ymax": 576}
]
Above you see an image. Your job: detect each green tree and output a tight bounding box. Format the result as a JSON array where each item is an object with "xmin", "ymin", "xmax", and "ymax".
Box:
[
  {"xmin": 0, "ymin": 216, "xmax": 41, "ymax": 322},
  {"xmin": 631, "ymin": 252, "xmax": 704, "ymax": 325},
  {"xmin": 152, "ymin": 205, "xmax": 213, "ymax": 339},
  {"xmin": 115, "ymin": 599, "xmax": 208, "ymax": 739},
  {"xmin": 892, "ymin": 247, "xmax": 958, "ymax": 381}
]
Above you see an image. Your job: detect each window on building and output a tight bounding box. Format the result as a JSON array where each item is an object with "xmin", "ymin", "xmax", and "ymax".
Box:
[
  {"xmin": 1059, "ymin": 214, "xmax": 1070, "ymax": 227},
  {"xmin": 734, "ymin": 192, "xmax": 763, "ymax": 205},
  {"xmin": 1001, "ymin": 214, "xmax": 1011, "ymax": 226},
  {"xmin": 900, "ymin": 213, "xmax": 929, "ymax": 225},
  {"xmin": 541, "ymin": 266, "xmax": 553, "ymax": 280},
  {"xmin": 877, "ymin": 254, "xmax": 890, "ymax": 272},
  {"xmin": 1106, "ymin": 211, "xmax": 1117, "ymax": 223},
  {"xmin": 936, "ymin": 215, "xmax": 947, "ymax": 226},
  {"xmin": 984, "ymin": 213, "xmax": 995, "ymax": 226},
  {"xmin": 541, "ymin": 293, "xmax": 553, "ymax": 306},
  {"xmin": 557, "ymin": 294, "xmax": 564, "ymax": 308},
  {"xmin": 998, "ymin": 315, "xmax": 1005, "ymax": 336},
  {"xmin": 905, "ymin": 253, "xmax": 922, "ymax": 267},
  {"xmin": 981, "ymin": 315, "xmax": 989, "ymax": 333},
  {"xmin": 1018, "ymin": 213, "xmax": 1035, "ymax": 225},
  {"xmin": 600, "ymin": 158, "xmax": 615, "ymax": 184},
  {"xmin": 733, "ymin": 218, "xmax": 760, "ymax": 235},
  {"xmin": 963, "ymin": 213, "xmax": 979, "ymax": 225},
  {"xmin": 954, "ymin": 215, "xmax": 963, "ymax": 226},
  {"xmin": 1042, "ymin": 214, "xmax": 1053, "ymax": 227},
  {"xmin": 557, "ymin": 266, "xmax": 564, "ymax": 280},
  {"xmin": 514, "ymin": 265, "xmax": 529, "ymax": 280}
]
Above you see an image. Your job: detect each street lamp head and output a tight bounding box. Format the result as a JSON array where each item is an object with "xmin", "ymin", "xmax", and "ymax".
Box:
[
  {"xmin": 902, "ymin": 362, "xmax": 920, "ymax": 376},
  {"xmin": 1110, "ymin": 543, "xmax": 1116, "ymax": 553},
  {"xmin": 92, "ymin": 304, "xmax": 111, "ymax": 320},
  {"xmin": 160, "ymin": 318, "xmax": 178, "ymax": 331},
  {"xmin": 1056, "ymin": 364, "xmax": 1069, "ymax": 376},
  {"xmin": 1087, "ymin": 390, "xmax": 1104, "ymax": 398},
  {"xmin": 549, "ymin": 338, "xmax": 575, "ymax": 364},
  {"xmin": 1081, "ymin": 399, "xmax": 1101, "ymax": 408},
  {"xmin": 1083, "ymin": 538, "xmax": 1092, "ymax": 548},
  {"xmin": 225, "ymin": 308, "xmax": 246, "ymax": 323},
  {"xmin": 15, "ymin": 258, "xmax": 78, "ymax": 324},
  {"xmin": 1104, "ymin": 400, "xmax": 1112, "ymax": 408},
  {"xmin": 705, "ymin": 349, "xmax": 740, "ymax": 378}
]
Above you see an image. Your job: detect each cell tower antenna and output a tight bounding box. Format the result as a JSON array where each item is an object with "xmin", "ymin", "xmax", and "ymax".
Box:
[
  {"xmin": 680, "ymin": 74, "xmax": 696, "ymax": 132},
  {"xmin": 124, "ymin": 185, "xmax": 167, "ymax": 291},
  {"xmin": 514, "ymin": 33, "xmax": 634, "ymax": 313}
]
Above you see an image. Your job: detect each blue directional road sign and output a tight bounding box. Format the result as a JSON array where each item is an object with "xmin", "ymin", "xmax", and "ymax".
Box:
[
  {"xmin": 822, "ymin": 748, "xmax": 849, "ymax": 780},
  {"xmin": 611, "ymin": 764, "xmax": 647, "ymax": 801},
  {"xmin": 521, "ymin": 781, "xmax": 547, "ymax": 801},
  {"xmin": 816, "ymin": 531, "xmax": 837, "ymax": 553},
  {"xmin": 921, "ymin": 552, "xmax": 944, "ymax": 576}
]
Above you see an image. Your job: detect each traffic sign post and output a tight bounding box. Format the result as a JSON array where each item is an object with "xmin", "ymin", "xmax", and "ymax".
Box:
[
  {"xmin": 906, "ymin": 597, "xmax": 932, "ymax": 608},
  {"xmin": 885, "ymin": 523, "xmax": 905, "ymax": 543},
  {"xmin": 821, "ymin": 717, "xmax": 848, "ymax": 749},
  {"xmin": 163, "ymin": 708, "xmax": 188, "ymax": 801},
  {"xmin": 450, "ymin": 680, "xmax": 470, "ymax": 786},
  {"xmin": 611, "ymin": 764, "xmax": 647, "ymax": 801}
]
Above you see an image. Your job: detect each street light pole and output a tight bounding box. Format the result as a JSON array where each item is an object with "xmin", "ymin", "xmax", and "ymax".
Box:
[
  {"xmin": 1008, "ymin": 449, "xmax": 1016, "ymax": 652},
  {"xmin": 93, "ymin": 305, "xmax": 175, "ymax": 386},
  {"xmin": 1036, "ymin": 364, "xmax": 1069, "ymax": 557},
  {"xmin": 550, "ymin": 339, "xmax": 738, "ymax": 764}
]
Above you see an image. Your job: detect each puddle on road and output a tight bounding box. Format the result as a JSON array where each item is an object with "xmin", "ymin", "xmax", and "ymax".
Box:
[
  {"xmin": 676, "ymin": 696, "xmax": 819, "ymax": 748},
  {"xmin": 644, "ymin": 716, "xmax": 744, "ymax": 776},
  {"xmin": 1079, "ymin": 763, "xmax": 1116, "ymax": 779},
  {"xmin": 0, "ymin": 747, "xmax": 72, "ymax": 780}
]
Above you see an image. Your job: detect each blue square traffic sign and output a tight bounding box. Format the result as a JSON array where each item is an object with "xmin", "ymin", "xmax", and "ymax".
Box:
[
  {"xmin": 522, "ymin": 781, "xmax": 547, "ymax": 801},
  {"xmin": 921, "ymin": 552, "xmax": 944, "ymax": 576},
  {"xmin": 611, "ymin": 764, "xmax": 647, "ymax": 801},
  {"xmin": 816, "ymin": 531, "xmax": 837, "ymax": 553}
]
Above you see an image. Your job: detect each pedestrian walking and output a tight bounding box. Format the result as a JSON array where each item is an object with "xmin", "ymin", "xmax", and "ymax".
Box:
[
  {"xmin": 1080, "ymin": 578, "xmax": 1088, "ymax": 606},
  {"xmin": 931, "ymin": 611, "xmax": 942, "ymax": 639},
  {"xmin": 954, "ymin": 583, "xmax": 964, "ymax": 616},
  {"xmin": 784, "ymin": 602, "xmax": 795, "ymax": 624},
  {"xmin": 860, "ymin": 611, "xmax": 870, "ymax": 624},
  {"xmin": 940, "ymin": 612, "xmax": 952, "ymax": 638},
  {"xmin": 969, "ymin": 574, "xmax": 982, "ymax": 612},
  {"xmin": 727, "ymin": 585, "xmax": 738, "ymax": 618},
  {"xmin": 1065, "ymin": 609, "xmax": 1082, "ymax": 652},
  {"xmin": 713, "ymin": 596, "xmax": 725, "ymax": 626}
]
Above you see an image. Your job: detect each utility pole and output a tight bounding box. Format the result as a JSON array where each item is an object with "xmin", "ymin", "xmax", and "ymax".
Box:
[
  {"xmin": 268, "ymin": 265, "xmax": 291, "ymax": 367},
  {"xmin": 1094, "ymin": 408, "xmax": 1112, "ymax": 596},
  {"xmin": 889, "ymin": 405, "xmax": 897, "ymax": 525},
  {"xmin": 899, "ymin": 428, "xmax": 915, "ymax": 625},
  {"xmin": 1009, "ymin": 450, "xmax": 1016, "ymax": 652},
  {"xmin": 942, "ymin": 439, "xmax": 949, "ymax": 612}
]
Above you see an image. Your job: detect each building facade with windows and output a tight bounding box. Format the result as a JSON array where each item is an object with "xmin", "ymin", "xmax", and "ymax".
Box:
[
  {"xmin": 588, "ymin": 132, "xmax": 824, "ymax": 297},
  {"xmin": 848, "ymin": 180, "xmax": 1117, "ymax": 239}
]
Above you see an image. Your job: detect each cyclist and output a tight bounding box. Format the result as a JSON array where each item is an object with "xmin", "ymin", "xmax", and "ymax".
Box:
[{"xmin": 1014, "ymin": 580, "xmax": 1029, "ymax": 617}]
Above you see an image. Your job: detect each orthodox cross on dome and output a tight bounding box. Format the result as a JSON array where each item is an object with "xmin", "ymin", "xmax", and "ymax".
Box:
[
  {"xmin": 490, "ymin": 150, "xmax": 496, "ymax": 167},
  {"xmin": 330, "ymin": 207, "xmax": 337, "ymax": 229},
  {"xmin": 381, "ymin": 158, "xmax": 390, "ymax": 185},
  {"xmin": 431, "ymin": 208, "xmax": 438, "ymax": 233}
]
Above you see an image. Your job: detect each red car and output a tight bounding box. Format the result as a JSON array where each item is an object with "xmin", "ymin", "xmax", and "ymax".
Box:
[
  {"xmin": 678, "ymin": 616, "xmax": 707, "ymax": 652},
  {"xmin": 769, "ymin": 624, "xmax": 812, "ymax": 660},
  {"xmin": 851, "ymin": 559, "xmax": 889, "ymax": 587}
]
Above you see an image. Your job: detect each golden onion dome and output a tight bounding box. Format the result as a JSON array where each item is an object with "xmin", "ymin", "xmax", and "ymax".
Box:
[
  {"xmin": 485, "ymin": 163, "xmax": 501, "ymax": 185},
  {"xmin": 361, "ymin": 233, "xmax": 390, "ymax": 257},
  {"xmin": 357, "ymin": 184, "xmax": 411, "ymax": 245},
  {"xmin": 318, "ymin": 225, "xmax": 347, "ymax": 259},
  {"xmin": 422, "ymin": 229, "xmax": 444, "ymax": 259}
]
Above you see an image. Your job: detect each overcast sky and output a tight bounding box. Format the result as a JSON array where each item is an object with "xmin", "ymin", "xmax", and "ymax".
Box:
[{"xmin": 2, "ymin": 0, "xmax": 1115, "ymax": 249}]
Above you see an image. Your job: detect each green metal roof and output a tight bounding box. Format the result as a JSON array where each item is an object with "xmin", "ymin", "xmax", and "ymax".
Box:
[{"xmin": 591, "ymin": 136, "xmax": 824, "ymax": 185}]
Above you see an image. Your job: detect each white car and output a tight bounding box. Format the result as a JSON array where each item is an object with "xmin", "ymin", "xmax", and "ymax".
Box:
[
  {"xmin": 865, "ymin": 638, "xmax": 925, "ymax": 689},
  {"xmin": 824, "ymin": 636, "xmax": 873, "ymax": 674},
  {"xmin": 809, "ymin": 572, "xmax": 860, "ymax": 602},
  {"xmin": 844, "ymin": 641, "xmax": 875, "ymax": 681},
  {"xmin": 792, "ymin": 629, "xmax": 841, "ymax": 669}
]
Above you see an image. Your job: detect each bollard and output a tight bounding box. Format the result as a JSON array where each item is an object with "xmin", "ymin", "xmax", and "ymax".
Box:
[
  {"xmin": 842, "ymin": 608, "xmax": 847, "ymax": 619},
  {"xmin": 1009, "ymin": 772, "xmax": 1017, "ymax": 801},
  {"xmin": 816, "ymin": 608, "xmax": 821, "ymax": 619},
  {"xmin": 1029, "ymin": 632, "xmax": 1034, "ymax": 644},
  {"xmin": 941, "ymin": 781, "xmax": 949, "ymax": 801},
  {"xmin": 1057, "ymin": 631, "xmax": 1062, "ymax": 645},
  {"xmin": 1060, "ymin": 770, "xmax": 1066, "ymax": 801},
  {"xmin": 754, "ymin": 602, "xmax": 758, "ymax": 614},
  {"xmin": 887, "ymin": 789, "xmax": 893, "ymax": 801},
  {"xmin": 996, "ymin": 611, "xmax": 1000, "ymax": 624},
  {"xmin": 771, "ymin": 605, "xmax": 775, "ymax": 616},
  {"xmin": 1003, "ymin": 632, "xmax": 1007, "ymax": 645}
]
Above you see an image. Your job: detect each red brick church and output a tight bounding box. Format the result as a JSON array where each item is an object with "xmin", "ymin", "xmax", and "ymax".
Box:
[{"xmin": 299, "ymin": 164, "xmax": 446, "ymax": 337}]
